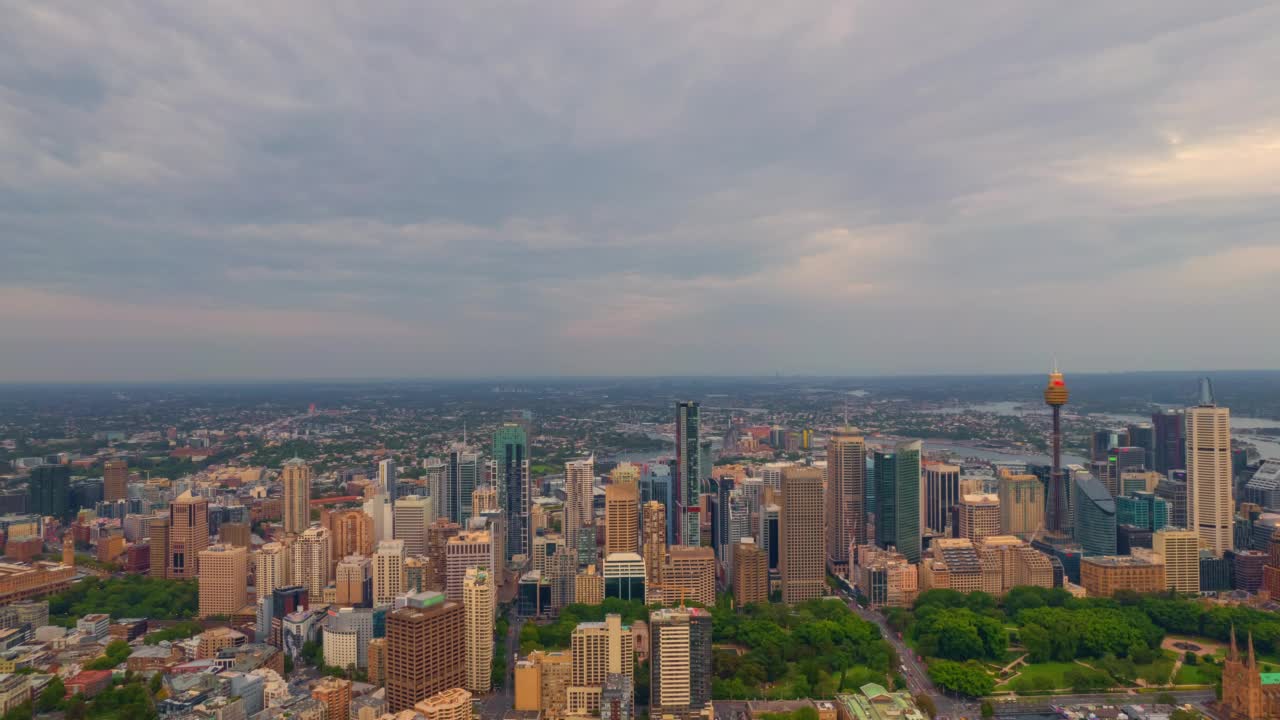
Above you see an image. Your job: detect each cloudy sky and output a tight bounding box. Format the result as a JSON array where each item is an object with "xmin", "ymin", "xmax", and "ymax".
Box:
[{"xmin": 3, "ymin": 2, "xmax": 1279, "ymax": 381}]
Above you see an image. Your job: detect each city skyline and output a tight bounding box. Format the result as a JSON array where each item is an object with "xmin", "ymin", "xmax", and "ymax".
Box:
[{"xmin": 4, "ymin": 3, "xmax": 1280, "ymax": 381}]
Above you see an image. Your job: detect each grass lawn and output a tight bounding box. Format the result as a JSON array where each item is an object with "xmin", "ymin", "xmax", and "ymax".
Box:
[
  {"xmin": 1134, "ymin": 655, "xmax": 1177, "ymax": 685},
  {"xmin": 995, "ymin": 661, "xmax": 1079, "ymax": 691},
  {"xmin": 1174, "ymin": 663, "xmax": 1221, "ymax": 686}
]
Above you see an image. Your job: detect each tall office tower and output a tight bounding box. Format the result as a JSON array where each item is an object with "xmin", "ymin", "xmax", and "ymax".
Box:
[
  {"xmin": 427, "ymin": 519, "xmax": 462, "ymax": 589},
  {"xmin": 1187, "ymin": 379, "xmax": 1233, "ymax": 558},
  {"xmin": 826, "ymin": 427, "xmax": 868, "ymax": 573},
  {"xmin": 665, "ymin": 546, "xmax": 716, "ymax": 607},
  {"xmin": 445, "ymin": 530, "xmax": 495, "ymax": 602},
  {"xmin": 605, "ymin": 481, "xmax": 639, "ymax": 556},
  {"xmin": 336, "ymin": 555, "xmax": 372, "ymax": 607},
  {"xmin": 958, "ymin": 494, "xmax": 1001, "ymax": 542},
  {"xmin": 168, "ymin": 491, "xmax": 209, "ymax": 580},
  {"xmin": 373, "ymin": 540, "xmax": 407, "ymax": 606},
  {"xmin": 710, "ymin": 477, "xmax": 734, "ymax": 560},
  {"xmin": 923, "ymin": 462, "xmax": 961, "ymax": 535},
  {"xmin": 494, "ymin": 423, "xmax": 531, "ymax": 562},
  {"xmin": 1154, "ymin": 528, "xmax": 1201, "ymax": 594},
  {"xmin": 760, "ymin": 462, "xmax": 792, "ymax": 492},
  {"xmin": 732, "ymin": 539, "xmax": 768, "ymax": 607},
  {"xmin": 759, "ymin": 501, "xmax": 780, "ymax": 572},
  {"xmin": 674, "ymin": 401, "xmax": 702, "ymax": 546},
  {"xmin": 463, "ymin": 567, "xmax": 495, "ymax": 694},
  {"xmin": 378, "ymin": 458, "xmax": 399, "ymax": 501},
  {"xmin": 103, "ymin": 459, "xmax": 128, "ymax": 503},
  {"xmin": 611, "ymin": 463, "xmax": 641, "ymax": 487},
  {"xmin": 893, "ymin": 441, "xmax": 922, "ymax": 562},
  {"xmin": 198, "ymin": 544, "xmax": 248, "ymax": 618},
  {"xmin": 423, "ymin": 458, "xmax": 448, "ymax": 507},
  {"xmin": 148, "ymin": 518, "xmax": 169, "ymax": 579},
  {"xmin": 873, "ymin": 450, "xmax": 896, "ymax": 549},
  {"xmin": 999, "ymin": 473, "xmax": 1045, "ymax": 538},
  {"xmin": 1116, "ymin": 491, "xmax": 1170, "ymax": 531},
  {"xmin": 394, "ymin": 496, "xmax": 434, "ymax": 557},
  {"xmin": 642, "ymin": 501, "xmax": 667, "ymax": 589},
  {"xmin": 1044, "ymin": 368, "xmax": 1070, "ymax": 535},
  {"xmin": 472, "ymin": 486, "xmax": 498, "ymax": 515},
  {"xmin": 311, "ymin": 677, "xmax": 352, "ymax": 720},
  {"xmin": 1153, "ymin": 409, "xmax": 1187, "ymax": 474},
  {"xmin": 1092, "ymin": 428, "xmax": 1129, "ymax": 462},
  {"xmin": 447, "ymin": 445, "xmax": 481, "ymax": 526},
  {"xmin": 291, "ymin": 526, "xmax": 332, "ymax": 598},
  {"xmin": 1127, "ymin": 423, "xmax": 1157, "ymax": 472},
  {"xmin": 565, "ymin": 456, "xmax": 595, "ymax": 561},
  {"xmin": 282, "ymin": 458, "xmax": 313, "ymax": 535},
  {"xmin": 568, "ymin": 614, "xmax": 634, "ymax": 716},
  {"xmin": 780, "ymin": 466, "xmax": 825, "ymax": 604},
  {"xmin": 1073, "ymin": 474, "xmax": 1118, "ymax": 556},
  {"xmin": 256, "ymin": 541, "xmax": 291, "ymax": 595},
  {"xmin": 650, "ymin": 608, "xmax": 712, "ymax": 717},
  {"xmin": 28, "ymin": 465, "xmax": 71, "ymax": 519},
  {"xmin": 329, "ymin": 509, "xmax": 375, "ymax": 562},
  {"xmin": 385, "ymin": 592, "xmax": 465, "ymax": 712}
]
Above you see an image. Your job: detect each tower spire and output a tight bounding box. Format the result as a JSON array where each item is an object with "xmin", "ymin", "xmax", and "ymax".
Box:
[
  {"xmin": 1230, "ymin": 625, "xmax": 1239, "ymax": 662},
  {"xmin": 1249, "ymin": 631, "xmax": 1257, "ymax": 669}
]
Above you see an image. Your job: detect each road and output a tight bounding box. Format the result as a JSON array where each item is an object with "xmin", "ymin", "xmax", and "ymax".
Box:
[{"xmin": 476, "ymin": 616, "xmax": 524, "ymax": 720}]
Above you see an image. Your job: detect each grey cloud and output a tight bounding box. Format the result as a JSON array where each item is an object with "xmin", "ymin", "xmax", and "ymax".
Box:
[{"xmin": 2, "ymin": 1, "xmax": 1279, "ymax": 380}]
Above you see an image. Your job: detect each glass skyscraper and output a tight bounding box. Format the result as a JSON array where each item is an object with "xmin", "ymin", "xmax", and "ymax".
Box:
[
  {"xmin": 675, "ymin": 401, "xmax": 702, "ymax": 546},
  {"xmin": 1073, "ymin": 473, "xmax": 1117, "ymax": 556},
  {"xmin": 493, "ymin": 423, "xmax": 530, "ymax": 561}
]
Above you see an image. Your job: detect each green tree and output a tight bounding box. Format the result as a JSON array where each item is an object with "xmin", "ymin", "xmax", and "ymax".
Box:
[
  {"xmin": 980, "ymin": 700, "xmax": 994, "ymax": 718},
  {"xmin": 928, "ymin": 660, "xmax": 995, "ymax": 698},
  {"xmin": 36, "ymin": 676, "xmax": 66, "ymax": 713}
]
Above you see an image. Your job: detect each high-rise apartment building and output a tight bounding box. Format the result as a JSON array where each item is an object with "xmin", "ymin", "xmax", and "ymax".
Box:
[
  {"xmin": 291, "ymin": 526, "xmax": 332, "ymax": 598},
  {"xmin": 605, "ymin": 481, "xmax": 639, "ymax": 556},
  {"xmin": 675, "ymin": 402, "xmax": 702, "ymax": 546},
  {"xmin": 103, "ymin": 459, "xmax": 128, "ymax": 503},
  {"xmin": 650, "ymin": 607, "xmax": 712, "ymax": 717},
  {"xmin": 167, "ymin": 491, "xmax": 209, "ymax": 581},
  {"xmin": 282, "ymin": 459, "xmax": 312, "ymax": 536},
  {"xmin": 998, "ymin": 473, "xmax": 1044, "ymax": 538},
  {"xmin": 148, "ymin": 517, "xmax": 169, "ymax": 579},
  {"xmin": 494, "ymin": 423, "xmax": 531, "ymax": 563},
  {"xmin": 732, "ymin": 539, "xmax": 767, "ymax": 607},
  {"xmin": 923, "ymin": 462, "xmax": 961, "ymax": 535},
  {"xmin": 328, "ymin": 509, "xmax": 375, "ymax": 563},
  {"xmin": 1154, "ymin": 528, "xmax": 1201, "ymax": 595},
  {"xmin": 415, "ymin": 687, "xmax": 473, "ymax": 720},
  {"xmin": 463, "ymin": 567, "xmax": 495, "ymax": 694},
  {"xmin": 958, "ymin": 493, "xmax": 1000, "ymax": 543},
  {"xmin": 568, "ymin": 614, "xmax": 634, "ymax": 716},
  {"xmin": 385, "ymin": 592, "xmax": 465, "ymax": 712},
  {"xmin": 565, "ymin": 457, "xmax": 595, "ymax": 561},
  {"xmin": 373, "ymin": 540, "xmax": 407, "ymax": 607},
  {"xmin": 198, "ymin": 544, "xmax": 248, "ymax": 618},
  {"xmin": 445, "ymin": 531, "xmax": 494, "ymax": 603},
  {"xmin": 611, "ymin": 463, "xmax": 641, "ymax": 487},
  {"xmin": 664, "ymin": 546, "xmax": 716, "ymax": 608},
  {"xmin": 394, "ymin": 496, "xmax": 434, "ymax": 557},
  {"xmin": 1187, "ymin": 381, "xmax": 1233, "ymax": 558},
  {"xmin": 642, "ymin": 501, "xmax": 667, "ymax": 590},
  {"xmin": 780, "ymin": 466, "xmax": 825, "ymax": 604},
  {"xmin": 312, "ymin": 677, "xmax": 352, "ymax": 720},
  {"xmin": 826, "ymin": 427, "xmax": 867, "ymax": 573},
  {"xmin": 336, "ymin": 555, "xmax": 372, "ymax": 607},
  {"xmin": 256, "ymin": 541, "xmax": 290, "ymax": 595}
]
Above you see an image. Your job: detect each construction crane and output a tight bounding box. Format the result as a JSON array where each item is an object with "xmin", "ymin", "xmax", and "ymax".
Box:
[{"xmin": 647, "ymin": 583, "xmax": 691, "ymax": 608}]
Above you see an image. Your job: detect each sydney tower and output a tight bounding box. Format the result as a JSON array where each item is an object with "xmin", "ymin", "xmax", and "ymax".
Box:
[{"xmin": 1044, "ymin": 367, "xmax": 1069, "ymax": 534}]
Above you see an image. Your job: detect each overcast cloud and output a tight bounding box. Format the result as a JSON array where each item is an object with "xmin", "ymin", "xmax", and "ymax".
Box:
[{"xmin": 3, "ymin": 1, "xmax": 1279, "ymax": 380}]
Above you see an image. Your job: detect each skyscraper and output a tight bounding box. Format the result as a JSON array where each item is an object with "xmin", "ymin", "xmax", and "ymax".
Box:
[
  {"xmin": 1127, "ymin": 423, "xmax": 1157, "ymax": 473},
  {"xmin": 674, "ymin": 402, "xmax": 702, "ymax": 546},
  {"xmin": 923, "ymin": 462, "xmax": 961, "ymax": 535},
  {"xmin": 958, "ymin": 493, "xmax": 1000, "ymax": 542},
  {"xmin": 198, "ymin": 544, "xmax": 248, "ymax": 618},
  {"xmin": 290, "ymin": 526, "xmax": 332, "ymax": 598},
  {"xmin": 998, "ymin": 472, "xmax": 1044, "ymax": 538},
  {"xmin": 328, "ymin": 509, "xmax": 375, "ymax": 562},
  {"xmin": 378, "ymin": 458, "xmax": 399, "ymax": 502},
  {"xmin": 565, "ymin": 456, "xmax": 595, "ymax": 562},
  {"xmin": 1044, "ymin": 368, "xmax": 1070, "ymax": 535},
  {"xmin": 1187, "ymin": 379, "xmax": 1233, "ymax": 558},
  {"xmin": 780, "ymin": 466, "xmax": 825, "ymax": 604},
  {"xmin": 1153, "ymin": 409, "xmax": 1187, "ymax": 474},
  {"xmin": 650, "ymin": 607, "xmax": 712, "ymax": 717},
  {"xmin": 103, "ymin": 459, "xmax": 128, "ymax": 503},
  {"xmin": 336, "ymin": 555, "xmax": 372, "ymax": 607},
  {"xmin": 463, "ymin": 567, "xmax": 495, "ymax": 694},
  {"xmin": 447, "ymin": 446, "xmax": 481, "ymax": 526},
  {"xmin": 894, "ymin": 441, "xmax": 922, "ymax": 562},
  {"xmin": 445, "ymin": 530, "xmax": 495, "ymax": 603},
  {"xmin": 641, "ymin": 501, "xmax": 667, "ymax": 590},
  {"xmin": 494, "ymin": 423, "xmax": 531, "ymax": 562},
  {"xmin": 385, "ymin": 592, "xmax": 465, "ymax": 712},
  {"xmin": 1073, "ymin": 474, "xmax": 1117, "ymax": 556},
  {"xmin": 605, "ymin": 481, "xmax": 639, "ymax": 556},
  {"xmin": 826, "ymin": 427, "xmax": 867, "ymax": 573},
  {"xmin": 732, "ymin": 539, "xmax": 767, "ymax": 607},
  {"xmin": 256, "ymin": 541, "xmax": 290, "ymax": 595},
  {"xmin": 282, "ymin": 459, "xmax": 312, "ymax": 536},
  {"xmin": 568, "ymin": 614, "xmax": 634, "ymax": 716},
  {"xmin": 394, "ymin": 495, "xmax": 434, "ymax": 557},
  {"xmin": 873, "ymin": 450, "xmax": 897, "ymax": 549},
  {"xmin": 373, "ymin": 540, "xmax": 406, "ymax": 606},
  {"xmin": 168, "ymin": 491, "xmax": 209, "ymax": 580},
  {"xmin": 28, "ymin": 465, "xmax": 70, "ymax": 519},
  {"xmin": 1154, "ymin": 528, "xmax": 1200, "ymax": 594}
]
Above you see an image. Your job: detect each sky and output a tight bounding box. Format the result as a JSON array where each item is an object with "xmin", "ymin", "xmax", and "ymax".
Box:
[{"xmin": 3, "ymin": 2, "xmax": 1280, "ymax": 381}]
